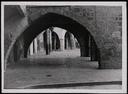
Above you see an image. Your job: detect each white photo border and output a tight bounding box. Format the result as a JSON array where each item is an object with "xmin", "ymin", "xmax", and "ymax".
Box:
[{"xmin": 1, "ymin": 1, "xmax": 127, "ymax": 93}]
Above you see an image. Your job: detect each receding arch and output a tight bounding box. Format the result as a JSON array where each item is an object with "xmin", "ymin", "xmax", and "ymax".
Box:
[
  {"xmin": 7, "ymin": 12, "xmax": 101, "ymax": 67},
  {"xmin": 51, "ymin": 31, "xmax": 60, "ymax": 50},
  {"xmin": 43, "ymin": 30, "xmax": 60, "ymax": 51},
  {"xmin": 27, "ymin": 30, "xmax": 61, "ymax": 56},
  {"xmin": 64, "ymin": 31, "xmax": 79, "ymax": 50}
]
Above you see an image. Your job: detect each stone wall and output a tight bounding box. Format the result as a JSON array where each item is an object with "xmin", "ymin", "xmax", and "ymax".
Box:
[
  {"xmin": 4, "ymin": 5, "xmax": 28, "ymax": 67},
  {"xmin": 96, "ymin": 6, "xmax": 122, "ymax": 68}
]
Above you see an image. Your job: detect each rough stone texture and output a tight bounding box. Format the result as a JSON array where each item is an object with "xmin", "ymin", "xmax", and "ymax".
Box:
[
  {"xmin": 4, "ymin": 5, "xmax": 28, "ymax": 68},
  {"xmin": 4, "ymin": 5, "xmax": 122, "ymax": 69}
]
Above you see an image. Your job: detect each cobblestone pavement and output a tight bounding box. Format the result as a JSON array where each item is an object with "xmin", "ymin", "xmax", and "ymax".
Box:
[{"xmin": 4, "ymin": 49, "xmax": 122, "ymax": 89}]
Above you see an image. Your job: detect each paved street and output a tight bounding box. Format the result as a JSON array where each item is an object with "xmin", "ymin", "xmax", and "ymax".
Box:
[{"xmin": 4, "ymin": 49, "xmax": 122, "ymax": 89}]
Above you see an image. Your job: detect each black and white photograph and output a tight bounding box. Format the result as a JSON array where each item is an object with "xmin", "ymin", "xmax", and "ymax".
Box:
[{"xmin": 1, "ymin": 1, "xmax": 127, "ymax": 93}]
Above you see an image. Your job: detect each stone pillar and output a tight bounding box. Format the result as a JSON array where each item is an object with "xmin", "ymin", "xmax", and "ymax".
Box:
[
  {"xmin": 80, "ymin": 45, "xmax": 86, "ymax": 57},
  {"xmin": 46, "ymin": 29, "xmax": 52, "ymax": 55},
  {"xmin": 89, "ymin": 35, "xmax": 91, "ymax": 57},
  {"xmin": 53, "ymin": 34, "xmax": 57, "ymax": 50},
  {"xmin": 13, "ymin": 43, "xmax": 18, "ymax": 61},
  {"xmin": 40, "ymin": 33, "xmax": 44, "ymax": 51},
  {"xmin": 42, "ymin": 33, "xmax": 44, "ymax": 49},
  {"xmin": 65, "ymin": 37, "xmax": 69, "ymax": 49},
  {"xmin": 49, "ymin": 29, "xmax": 52, "ymax": 52},
  {"xmin": 43, "ymin": 32, "xmax": 46, "ymax": 51},
  {"xmin": 36, "ymin": 38, "xmax": 40, "ymax": 51},
  {"xmin": 70, "ymin": 33, "xmax": 76, "ymax": 49},
  {"xmin": 46, "ymin": 30, "xmax": 50, "ymax": 55},
  {"xmin": 80, "ymin": 37, "xmax": 86, "ymax": 57},
  {"xmin": 60, "ymin": 39, "xmax": 65, "ymax": 51},
  {"xmin": 30, "ymin": 41, "xmax": 34, "ymax": 55},
  {"xmin": 34, "ymin": 38, "xmax": 37, "ymax": 53},
  {"xmin": 85, "ymin": 34, "xmax": 89, "ymax": 57},
  {"xmin": 80, "ymin": 35, "xmax": 89, "ymax": 57},
  {"xmin": 90, "ymin": 37, "xmax": 97, "ymax": 61}
]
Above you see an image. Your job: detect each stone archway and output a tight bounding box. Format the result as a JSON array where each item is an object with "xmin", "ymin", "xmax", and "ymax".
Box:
[
  {"xmin": 4, "ymin": 5, "xmax": 123, "ymax": 71},
  {"xmin": 65, "ymin": 31, "xmax": 77, "ymax": 50},
  {"xmin": 43, "ymin": 29, "xmax": 61, "ymax": 52},
  {"xmin": 6, "ymin": 12, "xmax": 101, "ymax": 68},
  {"xmin": 51, "ymin": 31, "xmax": 61, "ymax": 51},
  {"xmin": 27, "ymin": 30, "xmax": 61, "ymax": 56}
]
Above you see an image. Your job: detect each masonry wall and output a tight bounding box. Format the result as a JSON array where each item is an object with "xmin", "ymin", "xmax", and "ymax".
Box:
[
  {"xmin": 4, "ymin": 5, "xmax": 28, "ymax": 65},
  {"xmin": 95, "ymin": 6, "xmax": 122, "ymax": 68}
]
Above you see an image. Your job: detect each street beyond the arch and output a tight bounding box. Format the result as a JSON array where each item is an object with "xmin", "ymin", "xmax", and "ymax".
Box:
[{"xmin": 4, "ymin": 49, "xmax": 122, "ymax": 89}]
